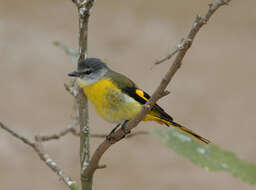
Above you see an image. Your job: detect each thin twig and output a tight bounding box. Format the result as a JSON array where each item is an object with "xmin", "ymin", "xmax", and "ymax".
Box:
[
  {"xmin": 85, "ymin": 0, "xmax": 231, "ymax": 182},
  {"xmin": 154, "ymin": 45, "xmax": 180, "ymax": 65},
  {"xmin": 35, "ymin": 129, "xmax": 148, "ymax": 141},
  {"xmin": 153, "ymin": 1, "xmax": 231, "ymax": 66},
  {"xmin": 0, "ymin": 121, "xmax": 35, "ymax": 146},
  {"xmin": 153, "ymin": 37, "xmax": 191, "ymax": 67},
  {"xmin": 53, "ymin": 41, "xmax": 79, "ymax": 59},
  {"xmin": 91, "ymin": 131, "xmax": 148, "ymax": 139},
  {"xmin": 35, "ymin": 120, "xmax": 78, "ymax": 142},
  {"xmin": 0, "ymin": 121, "xmax": 80, "ymax": 190}
]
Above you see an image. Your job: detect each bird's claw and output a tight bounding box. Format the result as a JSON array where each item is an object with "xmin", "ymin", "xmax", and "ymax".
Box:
[{"xmin": 106, "ymin": 120, "xmax": 130, "ymax": 143}]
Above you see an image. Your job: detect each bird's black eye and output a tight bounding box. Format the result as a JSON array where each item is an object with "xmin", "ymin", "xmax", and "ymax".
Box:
[{"xmin": 82, "ymin": 70, "xmax": 92, "ymax": 75}]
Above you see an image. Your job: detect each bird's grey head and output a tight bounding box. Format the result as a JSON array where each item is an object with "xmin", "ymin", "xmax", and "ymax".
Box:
[{"xmin": 68, "ymin": 58, "xmax": 109, "ymax": 85}]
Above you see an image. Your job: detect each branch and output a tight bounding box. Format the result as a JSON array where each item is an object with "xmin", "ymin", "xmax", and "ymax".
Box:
[
  {"xmin": 34, "ymin": 125, "xmax": 147, "ymax": 141},
  {"xmin": 154, "ymin": 45, "xmax": 180, "ymax": 65},
  {"xmin": 71, "ymin": 1, "xmax": 95, "ymax": 190},
  {"xmin": 91, "ymin": 131, "xmax": 148, "ymax": 139},
  {"xmin": 0, "ymin": 121, "xmax": 80, "ymax": 190},
  {"xmin": 53, "ymin": 41, "xmax": 79, "ymax": 61},
  {"xmin": 154, "ymin": 0, "xmax": 231, "ymax": 66},
  {"xmin": 35, "ymin": 120, "xmax": 79, "ymax": 142},
  {"xmin": 85, "ymin": 0, "xmax": 231, "ymax": 182}
]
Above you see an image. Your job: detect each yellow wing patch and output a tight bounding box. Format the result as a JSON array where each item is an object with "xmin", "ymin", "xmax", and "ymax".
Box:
[{"xmin": 135, "ymin": 89, "xmax": 149, "ymax": 101}]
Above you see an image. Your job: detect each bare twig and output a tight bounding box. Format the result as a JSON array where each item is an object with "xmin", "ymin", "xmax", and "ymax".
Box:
[
  {"xmin": 85, "ymin": 0, "xmax": 231, "ymax": 182},
  {"xmin": 91, "ymin": 131, "xmax": 148, "ymax": 139},
  {"xmin": 77, "ymin": 52, "xmax": 91, "ymax": 190},
  {"xmin": 53, "ymin": 41, "xmax": 79, "ymax": 59},
  {"xmin": 35, "ymin": 129, "xmax": 148, "ymax": 141},
  {"xmin": 153, "ymin": 37, "xmax": 193, "ymax": 66},
  {"xmin": 0, "ymin": 121, "xmax": 80, "ymax": 190},
  {"xmin": 154, "ymin": 0, "xmax": 231, "ymax": 66},
  {"xmin": 0, "ymin": 121, "xmax": 34, "ymax": 146},
  {"xmin": 35, "ymin": 120, "xmax": 78, "ymax": 142},
  {"xmin": 71, "ymin": 1, "xmax": 95, "ymax": 190},
  {"xmin": 154, "ymin": 45, "xmax": 180, "ymax": 65}
]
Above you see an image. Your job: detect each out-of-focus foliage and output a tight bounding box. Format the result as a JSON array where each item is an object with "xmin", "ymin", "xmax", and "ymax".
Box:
[{"xmin": 151, "ymin": 128, "xmax": 256, "ymax": 185}]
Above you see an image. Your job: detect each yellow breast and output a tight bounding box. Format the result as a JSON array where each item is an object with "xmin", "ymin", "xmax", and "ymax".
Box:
[{"xmin": 77, "ymin": 78, "xmax": 142, "ymax": 123}]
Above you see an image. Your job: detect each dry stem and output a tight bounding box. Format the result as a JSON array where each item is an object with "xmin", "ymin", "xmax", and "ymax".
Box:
[{"xmin": 71, "ymin": 1, "xmax": 95, "ymax": 190}]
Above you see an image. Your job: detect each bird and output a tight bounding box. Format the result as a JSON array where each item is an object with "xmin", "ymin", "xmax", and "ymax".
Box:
[{"xmin": 68, "ymin": 57, "xmax": 210, "ymax": 144}]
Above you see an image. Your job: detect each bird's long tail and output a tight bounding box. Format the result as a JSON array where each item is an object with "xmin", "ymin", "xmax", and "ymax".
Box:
[
  {"xmin": 149, "ymin": 105, "xmax": 210, "ymax": 144},
  {"xmin": 166, "ymin": 120, "xmax": 210, "ymax": 144}
]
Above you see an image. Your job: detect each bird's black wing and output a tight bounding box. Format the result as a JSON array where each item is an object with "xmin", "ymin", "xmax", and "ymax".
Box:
[
  {"xmin": 108, "ymin": 71, "xmax": 173, "ymax": 122},
  {"xmin": 122, "ymin": 86, "xmax": 173, "ymax": 123}
]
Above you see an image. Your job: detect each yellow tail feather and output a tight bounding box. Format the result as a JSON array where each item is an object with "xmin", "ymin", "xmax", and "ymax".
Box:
[
  {"xmin": 144, "ymin": 113, "xmax": 210, "ymax": 144},
  {"xmin": 164, "ymin": 120, "xmax": 210, "ymax": 144}
]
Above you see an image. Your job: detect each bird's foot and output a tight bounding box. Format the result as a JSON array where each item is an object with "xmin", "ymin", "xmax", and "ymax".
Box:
[
  {"xmin": 120, "ymin": 120, "xmax": 131, "ymax": 138},
  {"xmin": 106, "ymin": 120, "xmax": 130, "ymax": 143},
  {"xmin": 106, "ymin": 123, "xmax": 120, "ymax": 143}
]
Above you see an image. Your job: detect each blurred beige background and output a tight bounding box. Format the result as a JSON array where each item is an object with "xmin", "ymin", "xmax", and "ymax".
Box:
[{"xmin": 0, "ymin": 0, "xmax": 256, "ymax": 190}]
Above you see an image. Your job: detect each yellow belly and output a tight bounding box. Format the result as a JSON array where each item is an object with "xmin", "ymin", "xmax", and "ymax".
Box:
[{"xmin": 78, "ymin": 78, "xmax": 143, "ymax": 123}]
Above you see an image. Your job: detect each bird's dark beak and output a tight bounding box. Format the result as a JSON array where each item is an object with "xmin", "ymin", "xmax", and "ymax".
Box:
[{"xmin": 68, "ymin": 71, "xmax": 79, "ymax": 77}]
